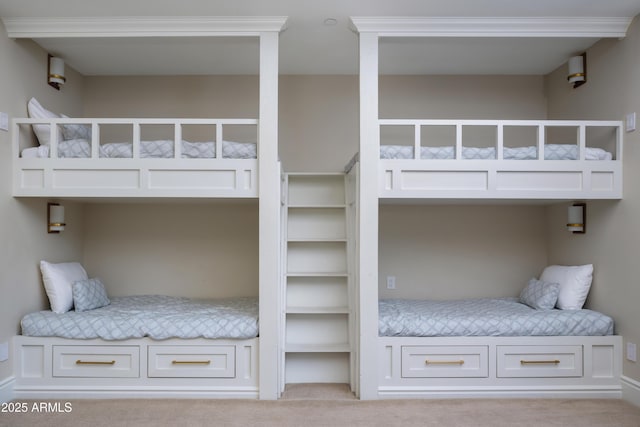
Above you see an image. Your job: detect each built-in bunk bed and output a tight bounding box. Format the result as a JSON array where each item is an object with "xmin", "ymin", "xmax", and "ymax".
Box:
[
  {"xmin": 350, "ymin": 16, "xmax": 629, "ymax": 400},
  {"xmin": 5, "ymin": 16, "xmax": 286, "ymax": 400}
]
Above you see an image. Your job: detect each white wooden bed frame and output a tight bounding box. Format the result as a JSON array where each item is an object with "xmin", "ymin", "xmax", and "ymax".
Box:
[
  {"xmin": 351, "ymin": 17, "xmax": 630, "ymax": 400},
  {"xmin": 379, "ymin": 119, "xmax": 623, "ymax": 200},
  {"xmin": 12, "ymin": 118, "xmax": 259, "ymax": 198},
  {"xmin": 5, "ymin": 15, "xmax": 287, "ymax": 400},
  {"xmin": 12, "ymin": 336, "xmax": 258, "ymax": 399}
]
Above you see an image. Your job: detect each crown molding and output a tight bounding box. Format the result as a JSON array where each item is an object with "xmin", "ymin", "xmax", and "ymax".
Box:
[
  {"xmin": 349, "ymin": 16, "xmax": 633, "ymax": 38},
  {"xmin": 3, "ymin": 16, "xmax": 289, "ymax": 38}
]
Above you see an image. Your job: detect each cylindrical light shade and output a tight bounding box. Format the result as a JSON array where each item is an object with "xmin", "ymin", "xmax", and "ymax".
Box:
[
  {"xmin": 48, "ymin": 57, "xmax": 66, "ymax": 85},
  {"xmin": 567, "ymin": 205, "xmax": 584, "ymax": 233},
  {"xmin": 49, "ymin": 205, "xmax": 65, "ymax": 232},
  {"xmin": 567, "ymin": 56, "xmax": 585, "ymax": 84}
]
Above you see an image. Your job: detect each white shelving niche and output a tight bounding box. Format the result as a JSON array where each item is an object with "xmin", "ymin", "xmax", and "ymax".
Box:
[{"xmin": 282, "ymin": 174, "xmax": 355, "ymax": 389}]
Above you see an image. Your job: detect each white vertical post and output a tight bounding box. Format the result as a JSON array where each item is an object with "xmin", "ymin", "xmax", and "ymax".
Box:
[
  {"xmin": 216, "ymin": 121, "xmax": 223, "ymax": 159},
  {"xmin": 455, "ymin": 124, "xmax": 462, "ymax": 160},
  {"xmin": 132, "ymin": 122, "xmax": 140, "ymax": 159},
  {"xmin": 258, "ymin": 30, "xmax": 281, "ymax": 400},
  {"xmin": 414, "ymin": 124, "xmax": 421, "ymax": 160},
  {"xmin": 174, "ymin": 122, "xmax": 182, "ymax": 159},
  {"xmin": 578, "ymin": 125, "xmax": 586, "ymax": 160},
  {"xmin": 358, "ymin": 31, "xmax": 379, "ymax": 400},
  {"xmin": 537, "ymin": 124, "xmax": 545, "ymax": 160}
]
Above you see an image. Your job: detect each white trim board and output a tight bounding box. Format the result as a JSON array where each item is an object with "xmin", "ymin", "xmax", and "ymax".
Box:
[
  {"xmin": 622, "ymin": 375, "xmax": 640, "ymax": 408},
  {"xmin": 2, "ymin": 16, "xmax": 289, "ymax": 38},
  {"xmin": 0, "ymin": 376, "xmax": 15, "ymax": 403},
  {"xmin": 349, "ymin": 16, "xmax": 633, "ymax": 38}
]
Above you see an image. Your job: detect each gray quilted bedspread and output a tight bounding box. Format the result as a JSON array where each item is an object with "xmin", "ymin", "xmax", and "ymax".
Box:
[
  {"xmin": 378, "ymin": 298, "xmax": 614, "ymax": 337},
  {"xmin": 21, "ymin": 295, "xmax": 259, "ymax": 340}
]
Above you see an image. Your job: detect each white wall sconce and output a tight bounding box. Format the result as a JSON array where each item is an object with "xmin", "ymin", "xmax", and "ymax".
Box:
[
  {"xmin": 567, "ymin": 53, "xmax": 586, "ymax": 89},
  {"xmin": 567, "ymin": 202, "xmax": 586, "ymax": 234},
  {"xmin": 47, "ymin": 54, "xmax": 66, "ymax": 90},
  {"xmin": 47, "ymin": 202, "xmax": 66, "ymax": 233}
]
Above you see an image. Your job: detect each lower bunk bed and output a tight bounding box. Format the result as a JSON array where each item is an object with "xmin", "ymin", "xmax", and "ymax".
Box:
[
  {"xmin": 13, "ymin": 295, "xmax": 259, "ymax": 399},
  {"xmin": 377, "ymin": 297, "xmax": 622, "ymax": 399}
]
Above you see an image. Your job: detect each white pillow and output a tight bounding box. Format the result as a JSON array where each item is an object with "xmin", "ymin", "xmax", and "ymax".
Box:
[
  {"xmin": 539, "ymin": 264, "xmax": 593, "ymax": 310},
  {"xmin": 27, "ymin": 97, "xmax": 63, "ymax": 146},
  {"xmin": 40, "ymin": 261, "xmax": 88, "ymax": 313}
]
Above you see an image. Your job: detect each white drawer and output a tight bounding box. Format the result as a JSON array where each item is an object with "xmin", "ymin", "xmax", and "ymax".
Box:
[
  {"xmin": 53, "ymin": 345, "xmax": 139, "ymax": 378},
  {"xmin": 497, "ymin": 345, "xmax": 583, "ymax": 378},
  {"xmin": 148, "ymin": 345, "xmax": 235, "ymax": 378},
  {"xmin": 401, "ymin": 346, "xmax": 488, "ymax": 378}
]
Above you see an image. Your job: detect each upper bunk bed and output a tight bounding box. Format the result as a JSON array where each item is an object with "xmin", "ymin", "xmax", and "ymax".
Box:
[
  {"xmin": 376, "ymin": 118, "xmax": 622, "ymax": 200},
  {"xmin": 4, "ymin": 16, "xmax": 286, "ymax": 199},
  {"xmin": 349, "ymin": 16, "xmax": 632, "ymax": 201}
]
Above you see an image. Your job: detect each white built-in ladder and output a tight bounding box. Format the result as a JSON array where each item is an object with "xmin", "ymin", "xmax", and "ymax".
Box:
[{"xmin": 281, "ymin": 173, "xmax": 355, "ymax": 390}]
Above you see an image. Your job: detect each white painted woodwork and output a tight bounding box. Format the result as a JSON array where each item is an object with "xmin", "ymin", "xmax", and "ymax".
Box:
[
  {"xmin": 258, "ymin": 30, "xmax": 282, "ymax": 400},
  {"xmin": 282, "ymin": 174, "xmax": 353, "ymax": 386},
  {"xmin": 378, "ymin": 336, "xmax": 621, "ymax": 398},
  {"xmin": 13, "ymin": 336, "xmax": 259, "ymax": 399},
  {"xmin": 378, "ymin": 119, "xmax": 623, "ymax": 200},
  {"xmin": 12, "ymin": 118, "xmax": 259, "ymax": 198}
]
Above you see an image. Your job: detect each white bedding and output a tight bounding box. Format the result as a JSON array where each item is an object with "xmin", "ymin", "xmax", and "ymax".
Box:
[
  {"xmin": 21, "ymin": 295, "xmax": 259, "ymax": 340},
  {"xmin": 22, "ymin": 139, "xmax": 257, "ymax": 159},
  {"xmin": 379, "ymin": 298, "xmax": 614, "ymax": 337},
  {"xmin": 380, "ymin": 144, "xmax": 613, "ymax": 160}
]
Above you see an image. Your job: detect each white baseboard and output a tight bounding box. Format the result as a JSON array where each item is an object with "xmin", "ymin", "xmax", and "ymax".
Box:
[
  {"xmin": 621, "ymin": 375, "xmax": 640, "ymax": 407},
  {"xmin": 0, "ymin": 376, "xmax": 15, "ymax": 403}
]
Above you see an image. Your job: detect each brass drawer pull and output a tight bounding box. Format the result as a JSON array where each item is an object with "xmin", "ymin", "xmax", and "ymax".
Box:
[
  {"xmin": 76, "ymin": 359, "xmax": 116, "ymax": 365},
  {"xmin": 171, "ymin": 360, "xmax": 211, "ymax": 365},
  {"xmin": 425, "ymin": 359, "xmax": 465, "ymax": 365},
  {"xmin": 520, "ymin": 359, "xmax": 560, "ymax": 365}
]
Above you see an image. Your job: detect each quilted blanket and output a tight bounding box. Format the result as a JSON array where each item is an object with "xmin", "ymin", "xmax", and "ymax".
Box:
[
  {"xmin": 378, "ymin": 298, "xmax": 614, "ymax": 337},
  {"xmin": 380, "ymin": 144, "xmax": 612, "ymax": 161},
  {"xmin": 29, "ymin": 139, "xmax": 257, "ymax": 159},
  {"xmin": 21, "ymin": 295, "xmax": 259, "ymax": 340}
]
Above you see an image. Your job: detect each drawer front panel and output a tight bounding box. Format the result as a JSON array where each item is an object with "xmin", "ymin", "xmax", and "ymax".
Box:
[
  {"xmin": 148, "ymin": 345, "xmax": 235, "ymax": 378},
  {"xmin": 53, "ymin": 345, "xmax": 139, "ymax": 378},
  {"xmin": 497, "ymin": 345, "xmax": 583, "ymax": 378},
  {"xmin": 401, "ymin": 346, "xmax": 488, "ymax": 378}
]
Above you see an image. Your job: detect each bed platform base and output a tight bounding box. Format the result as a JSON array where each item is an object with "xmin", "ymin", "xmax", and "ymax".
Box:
[
  {"xmin": 378, "ymin": 335, "xmax": 622, "ymax": 399},
  {"xmin": 12, "ymin": 336, "xmax": 259, "ymax": 399}
]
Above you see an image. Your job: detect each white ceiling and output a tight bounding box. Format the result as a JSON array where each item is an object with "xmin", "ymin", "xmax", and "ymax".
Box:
[{"xmin": 1, "ymin": 0, "xmax": 639, "ymax": 76}]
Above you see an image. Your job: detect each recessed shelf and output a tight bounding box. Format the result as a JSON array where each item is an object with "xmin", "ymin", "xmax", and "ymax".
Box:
[
  {"xmin": 287, "ymin": 272, "xmax": 348, "ymax": 277},
  {"xmin": 285, "ymin": 344, "xmax": 351, "ymax": 353},
  {"xmin": 286, "ymin": 306, "xmax": 349, "ymax": 314},
  {"xmin": 287, "ymin": 238, "xmax": 347, "ymax": 243},
  {"xmin": 288, "ymin": 204, "xmax": 346, "ymax": 209}
]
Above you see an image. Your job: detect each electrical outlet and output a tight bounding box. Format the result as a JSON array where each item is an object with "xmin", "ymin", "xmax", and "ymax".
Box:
[
  {"xmin": 0, "ymin": 341, "xmax": 8, "ymax": 362},
  {"xmin": 627, "ymin": 342, "xmax": 637, "ymax": 362},
  {"xmin": 626, "ymin": 112, "xmax": 636, "ymax": 132},
  {"xmin": 386, "ymin": 276, "xmax": 396, "ymax": 290}
]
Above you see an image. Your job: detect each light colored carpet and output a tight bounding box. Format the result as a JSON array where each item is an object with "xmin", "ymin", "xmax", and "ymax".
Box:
[
  {"xmin": 281, "ymin": 383, "xmax": 356, "ymax": 400},
  {"xmin": 2, "ymin": 395, "xmax": 640, "ymax": 427}
]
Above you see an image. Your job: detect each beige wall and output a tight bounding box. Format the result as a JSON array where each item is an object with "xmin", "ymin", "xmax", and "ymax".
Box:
[
  {"xmin": 82, "ymin": 202, "xmax": 258, "ymax": 298},
  {"xmin": 0, "ymin": 25, "xmax": 85, "ymax": 381},
  {"xmin": 544, "ymin": 18, "xmax": 640, "ymax": 381},
  {"xmin": 379, "ymin": 75, "xmax": 547, "ymax": 119},
  {"xmin": 379, "ymin": 205, "xmax": 548, "ymax": 299}
]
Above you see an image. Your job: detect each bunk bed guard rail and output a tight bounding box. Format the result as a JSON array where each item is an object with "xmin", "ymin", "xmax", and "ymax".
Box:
[
  {"xmin": 12, "ymin": 118, "xmax": 259, "ymax": 198},
  {"xmin": 377, "ymin": 119, "xmax": 623, "ymax": 200}
]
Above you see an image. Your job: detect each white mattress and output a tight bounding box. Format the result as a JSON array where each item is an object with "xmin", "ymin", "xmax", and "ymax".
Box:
[
  {"xmin": 21, "ymin": 295, "xmax": 259, "ymax": 340},
  {"xmin": 379, "ymin": 298, "xmax": 614, "ymax": 337},
  {"xmin": 21, "ymin": 139, "xmax": 257, "ymax": 159},
  {"xmin": 380, "ymin": 144, "xmax": 613, "ymax": 160}
]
